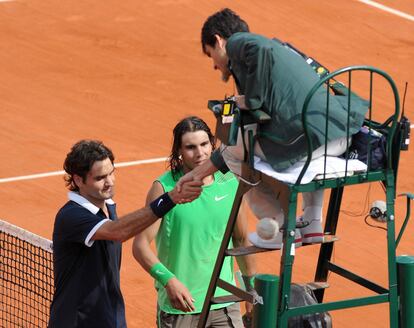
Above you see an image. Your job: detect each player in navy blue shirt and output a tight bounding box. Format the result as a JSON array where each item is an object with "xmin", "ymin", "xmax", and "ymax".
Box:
[{"xmin": 49, "ymin": 140, "xmax": 202, "ymax": 328}]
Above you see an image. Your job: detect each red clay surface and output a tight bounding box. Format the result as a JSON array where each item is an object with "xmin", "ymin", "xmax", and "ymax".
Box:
[{"xmin": 0, "ymin": 0, "xmax": 413, "ymax": 327}]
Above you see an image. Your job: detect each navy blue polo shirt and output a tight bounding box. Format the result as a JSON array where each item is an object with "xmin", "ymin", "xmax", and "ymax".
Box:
[{"xmin": 49, "ymin": 192, "xmax": 126, "ymax": 328}]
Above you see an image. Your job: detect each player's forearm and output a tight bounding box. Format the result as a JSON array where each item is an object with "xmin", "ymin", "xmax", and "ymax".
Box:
[
  {"xmin": 237, "ymin": 254, "xmax": 257, "ymax": 277},
  {"xmin": 233, "ymin": 214, "xmax": 256, "ymax": 278},
  {"xmin": 234, "ymin": 235, "xmax": 257, "ymax": 277},
  {"xmin": 235, "ymin": 246, "xmax": 257, "ymax": 292},
  {"xmin": 97, "ymin": 207, "xmax": 158, "ymax": 242},
  {"xmin": 97, "ymin": 191, "xmax": 182, "ymax": 242},
  {"xmin": 132, "ymin": 238, "xmax": 160, "ymax": 273},
  {"xmin": 118, "ymin": 207, "xmax": 159, "ymax": 241}
]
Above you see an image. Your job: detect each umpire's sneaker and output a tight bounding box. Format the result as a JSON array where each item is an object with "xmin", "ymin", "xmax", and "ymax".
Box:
[
  {"xmin": 248, "ymin": 229, "xmax": 302, "ymax": 249},
  {"xmin": 297, "ymin": 217, "xmax": 324, "ymax": 244}
]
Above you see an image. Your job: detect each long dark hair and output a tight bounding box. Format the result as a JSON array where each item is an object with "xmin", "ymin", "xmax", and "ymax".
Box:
[{"xmin": 169, "ymin": 116, "xmax": 215, "ymax": 181}]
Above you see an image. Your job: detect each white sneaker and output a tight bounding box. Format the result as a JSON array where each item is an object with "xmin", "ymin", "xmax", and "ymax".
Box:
[
  {"xmin": 249, "ymin": 229, "xmax": 303, "ymax": 249},
  {"xmin": 297, "ymin": 217, "xmax": 324, "ymax": 244}
]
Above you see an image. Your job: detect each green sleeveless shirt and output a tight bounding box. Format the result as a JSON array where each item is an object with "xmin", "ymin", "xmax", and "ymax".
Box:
[{"xmin": 156, "ymin": 170, "xmax": 238, "ymax": 314}]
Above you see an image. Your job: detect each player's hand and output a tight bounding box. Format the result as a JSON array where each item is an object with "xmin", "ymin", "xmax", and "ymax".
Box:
[
  {"xmin": 169, "ymin": 179, "xmax": 202, "ymax": 204},
  {"xmin": 175, "ymin": 171, "xmax": 196, "ymax": 193},
  {"xmin": 242, "ymin": 288, "xmax": 257, "ymax": 328},
  {"xmin": 245, "ymin": 301, "xmax": 253, "ymax": 322},
  {"xmin": 165, "ymin": 277, "xmax": 195, "ymax": 312},
  {"xmin": 242, "ymin": 311, "xmax": 253, "ymax": 328}
]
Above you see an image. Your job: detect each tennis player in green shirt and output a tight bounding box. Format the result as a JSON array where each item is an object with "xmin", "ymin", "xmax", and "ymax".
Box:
[{"xmin": 132, "ymin": 116, "xmax": 256, "ymax": 327}]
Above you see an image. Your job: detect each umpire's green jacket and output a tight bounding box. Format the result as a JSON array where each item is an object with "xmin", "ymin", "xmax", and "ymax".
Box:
[{"xmin": 226, "ymin": 32, "xmax": 368, "ymax": 171}]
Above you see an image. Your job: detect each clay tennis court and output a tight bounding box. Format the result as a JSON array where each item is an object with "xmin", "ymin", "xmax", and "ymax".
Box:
[{"xmin": 0, "ymin": 0, "xmax": 413, "ymax": 326}]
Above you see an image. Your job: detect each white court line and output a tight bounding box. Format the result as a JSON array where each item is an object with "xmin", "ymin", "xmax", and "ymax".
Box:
[
  {"xmin": 0, "ymin": 157, "xmax": 167, "ymax": 184},
  {"xmin": 358, "ymin": 0, "xmax": 414, "ymax": 22},
  {"xmin": 2, "ymin": 123, "xmax": 414, "ymax": 183},
  {"xmin": 0, "ymin": 2, "xmax": 408, "ymax": 181},
  {"xmin": 1, "ymin": 122, "xmax": 414, "ymax": 183}
]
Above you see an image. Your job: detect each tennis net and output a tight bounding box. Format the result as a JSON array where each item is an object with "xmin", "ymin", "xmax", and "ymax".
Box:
[{"xmin": 0, "ymin": 219, "xmax": 53, "ymax": 328}]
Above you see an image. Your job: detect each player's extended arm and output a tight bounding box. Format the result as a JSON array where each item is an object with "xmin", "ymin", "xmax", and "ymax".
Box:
[
  {"xmin": 232, "ymin": 200, "xmax": 257, "ymax": 317},
  {"xmin": 93, "ymin": 179, "xmax": 203, "ymax": 242},
  {"xmin": 132, "ymin": 181, "xmax": 195, "ymax": 312}
]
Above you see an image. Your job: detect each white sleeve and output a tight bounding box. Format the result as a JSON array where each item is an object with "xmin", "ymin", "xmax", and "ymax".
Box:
[{"xmin": 84, "ymin": 219, "xmax": 111, "ymax": 247}]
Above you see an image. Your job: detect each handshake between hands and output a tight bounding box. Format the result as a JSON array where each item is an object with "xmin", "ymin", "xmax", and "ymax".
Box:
[{"xmin": 169, "ymin": 171, "xmax": 203, "ymax": 205}]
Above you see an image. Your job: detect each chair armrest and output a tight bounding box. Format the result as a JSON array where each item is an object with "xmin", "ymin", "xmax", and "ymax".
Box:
[
  {"xmin": 207, "ymin": 100, "xmax": 271, "ymax": 123},
  {"xmin": 247, "ymin": 110, "xmax": 271, "ymax": 123}
]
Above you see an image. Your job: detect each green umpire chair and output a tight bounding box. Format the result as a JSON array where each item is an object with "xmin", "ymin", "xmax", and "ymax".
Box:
[{"xmin": 197, "ymin": 66, "xmax": 411, "ymax": 328}]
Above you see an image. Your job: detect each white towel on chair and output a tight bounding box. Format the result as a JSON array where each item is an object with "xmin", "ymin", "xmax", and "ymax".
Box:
[{"xmin": 254, "ymin": 156, "xmax": 367, "ymax": 184}]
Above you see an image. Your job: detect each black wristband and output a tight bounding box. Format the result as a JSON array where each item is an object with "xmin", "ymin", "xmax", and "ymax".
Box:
[
  {"xmin": 150, "ymin": 192, "xmax": 176, "ymax": 218},
  {"xmin": 211, "ymin": 149, "xmax": 229, "ymax": 174}
]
